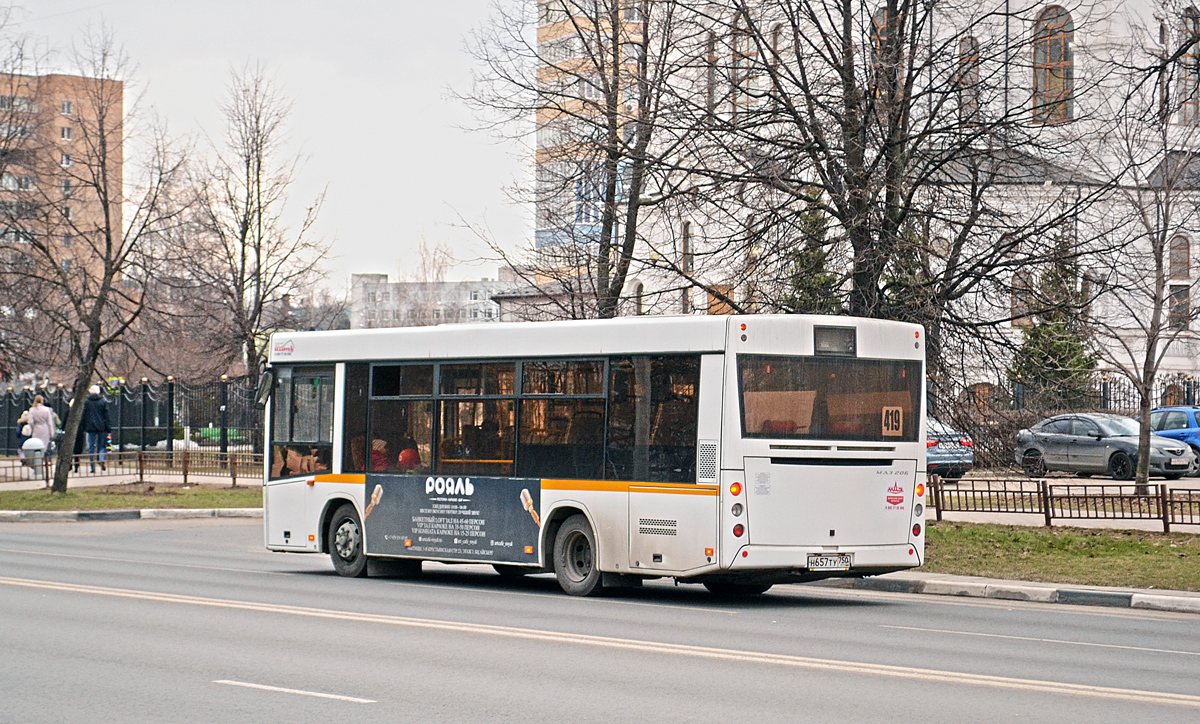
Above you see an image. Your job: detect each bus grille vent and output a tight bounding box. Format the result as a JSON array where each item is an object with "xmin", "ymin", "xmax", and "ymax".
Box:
[
  {"xmin": 639, "ymin": 518, "xmax": 677, "ymax": 536},
  {"xmin": 697, "ymin": 440, "xmax": 718, "ymax": 482}
]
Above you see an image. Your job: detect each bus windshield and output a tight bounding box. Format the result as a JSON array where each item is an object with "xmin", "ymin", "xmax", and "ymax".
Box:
[{"xmin": 738, "ymin": 354, "xmax": 922, "ymax": 442}]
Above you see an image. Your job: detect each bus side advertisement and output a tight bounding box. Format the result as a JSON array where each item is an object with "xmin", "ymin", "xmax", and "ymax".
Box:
[{"xmin": 362, "ymin": 475, "xmax": 543, "ymax": 564}]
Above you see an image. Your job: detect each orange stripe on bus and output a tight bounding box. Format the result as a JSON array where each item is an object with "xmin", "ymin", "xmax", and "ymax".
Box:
[
  {"xmin": 542, "ymin": 479, "xmax": 718, "ymax": 495},
  {"xmin": 313, "ymin": 474, "xmax": 367, "ymax": 484}
]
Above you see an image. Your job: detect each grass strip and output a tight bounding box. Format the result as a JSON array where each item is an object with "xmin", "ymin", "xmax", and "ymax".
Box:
[
  {"xmin": 0, "ymin": 483, "xmax": 262, "ymax": 512},
  {"xmin": 925, "ymin": 521, "xmax": 1200, "ymax": 592}
]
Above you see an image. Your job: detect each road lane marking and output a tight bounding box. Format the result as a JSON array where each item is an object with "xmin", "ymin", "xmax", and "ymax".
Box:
[
  {"xmin": 2, "ymin": 575, "xmax": 1199, "ymax": 709},
  {"xmin": 880, "ymin": 625, "xmax": 1200, "ymax": 657},
  {"xmin": 213, "ymin": 680, "xmax": 375, "ymax": 703}
]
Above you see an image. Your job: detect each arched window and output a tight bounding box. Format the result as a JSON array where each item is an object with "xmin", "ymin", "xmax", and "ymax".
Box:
[
  {"xmin": 1033, "ymin": 6, "xmax": 1073, "ymax": 123},
  {"xmin": 1170, "ymin": 235, "xmax": 1190, "ymax": 279},
  {"xmin": 957, "ymin": 35, "xmax": 981, "ymax": 120},
  {"xmin": 732, "ymin": 13, "xmax": 757, "ymax": 120},
  {"xmin": 1182, "ymin": 8, "xmax": 1200, "ymax": 123},
  {"xmin": 632, "ymin": 281, "xmax": 645, "ymax": 315},
  {"xmin": 1011, "ymin": 270, "xmax": 1034, "ymax": 326}
]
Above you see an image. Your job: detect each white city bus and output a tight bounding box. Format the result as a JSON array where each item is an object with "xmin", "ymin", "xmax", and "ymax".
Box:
[{"xmin": 262, "ymin": 314, "xmax": 927, "ymax": 596}]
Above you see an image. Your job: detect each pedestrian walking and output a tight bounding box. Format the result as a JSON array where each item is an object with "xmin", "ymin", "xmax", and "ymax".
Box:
[
  {"xmin": 26, "ymin": 396, "xmax": 54, "ymax": 451},
  {"xmin": 81, "ymin": 385, "xmax": 111, "ymax": 472}
]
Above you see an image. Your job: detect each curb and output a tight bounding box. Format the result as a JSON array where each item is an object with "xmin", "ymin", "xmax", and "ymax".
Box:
[
  {"xmin": 0, "ymin": 508, "xmax": 262, "ymax": 522},
  {"xmin": 814, "ymin": 576, "xmax": 1200, "ymax": 614}
]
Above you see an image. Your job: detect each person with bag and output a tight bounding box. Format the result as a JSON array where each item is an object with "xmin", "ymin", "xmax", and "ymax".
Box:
[
  {"xmin": 16, "ymin": 410, "xmax": 30, "ymax": 464},
  {"xmin": 81, "ymin": 385, "xmax": 111, "ymax": 472}
]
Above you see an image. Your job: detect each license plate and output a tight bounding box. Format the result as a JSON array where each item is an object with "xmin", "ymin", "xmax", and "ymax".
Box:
[
  {"xmin": 1172, "ymin": 457, "xmax": 1189, "ymax": 466},
  {"xmin": 807, "ymin": 553, "xmax": 852, "ymax": 571}
]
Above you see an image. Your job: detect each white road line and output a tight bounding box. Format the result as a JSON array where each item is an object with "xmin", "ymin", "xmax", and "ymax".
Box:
[
  {"xmin": 213, "ymin": 680, "xmax": 375, "ymax": 704},
  {"xmin": 2, "ymin": 575, "xmax": 1199, "ymax": 709},
  {"xmin": 879, "ymin": 624, "xmax": 1200, "ymax": 657}
]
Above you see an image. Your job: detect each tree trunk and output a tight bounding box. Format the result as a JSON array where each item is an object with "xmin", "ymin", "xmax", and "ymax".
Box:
[{"xmin": 51, "ymin": 362, "xmax": 99, "ymax": 493}]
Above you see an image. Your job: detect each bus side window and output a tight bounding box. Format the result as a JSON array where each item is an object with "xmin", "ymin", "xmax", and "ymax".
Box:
[
  {"xmin": 343, "ymin": 364, "xmax": 369, "ymax": 472},
  {"xmin": 270, "ymin": 367, "xmax": 335, "ymax": 479},
  {"xmin": 606, "ymin": 356, "xmax": 700, "ymax": 483}
]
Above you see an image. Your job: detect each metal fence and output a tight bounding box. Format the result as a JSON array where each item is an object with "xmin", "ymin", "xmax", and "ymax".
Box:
[
  {"xmin": 0, "ymin": 450, "xmax": 264, "ymax": 488},
  {"xmin": 932, "ymin": 372, "xmax": 1200, "ymax": 470},
  {"xmin": 1, "ymin": 378, "xmax": 263, "ymax": 458},
  {"xmin": 927, "ymin": 476, "xmax": 1200, "ymax": 532}
]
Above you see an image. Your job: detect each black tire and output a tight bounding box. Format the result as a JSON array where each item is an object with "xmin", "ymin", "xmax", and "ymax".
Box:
[
  {"xmin": 704, "ymin": 582, "xmax": 773, "ymax": 596},
  {"xmin": 553, "ymin": 514, "xmax": 603, "ymax": 596},
  {"xmin": 493, "ymin": 564, "xmax": 529, "ymax": 577},
  {"xmin": 1108, "ymin": 451, "xmax": 1134, "ymax": 481},
  {"xmin": 1021, "ymin": 451, "xmax": 1047, "ymax": 478},
  {"xmin": 328, "ymin": 503, "xmax": 368, "ymax": 578},
  {"xmin": 1189, "ymin": 446, "xmax": 1200, "ymax": 477}
]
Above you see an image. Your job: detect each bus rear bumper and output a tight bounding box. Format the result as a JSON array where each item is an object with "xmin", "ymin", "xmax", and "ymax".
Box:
[{"xmin": 725, "ymin": 542, "xmax": 922, "ymax": 572}]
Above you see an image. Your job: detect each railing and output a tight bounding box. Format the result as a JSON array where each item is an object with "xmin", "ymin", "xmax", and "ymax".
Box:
[
  {"xmin": 0, "ymin": 451, "xmax": 265, "ymax": 488},
  {"xmin": 928, "ymin": 476, "xmax": 1200, "ymax": 532}
]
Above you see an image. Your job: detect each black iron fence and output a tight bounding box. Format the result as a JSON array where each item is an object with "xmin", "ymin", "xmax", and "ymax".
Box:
[
  {"xmin": 1, "ymin": 378, "xmax": 263, "ymax": 458},
  {"xmin": 927, "ymin": 476, "xmax": 1200, "ymax": 532},
  {"xmin": 932, "ymin": 372, "xmax": 1200, "ymax": 470},
  {"xmin": 1, "ymin": 450, "xmax": 264, "ymax": 487}
]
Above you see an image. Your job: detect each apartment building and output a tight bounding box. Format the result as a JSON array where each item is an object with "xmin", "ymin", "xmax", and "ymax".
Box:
[
  {"xmin": 0, "ymin": 72, "xmax": 124, "ymax": 272},
  {"xmin": 349, "ymin": 273, "xmax": 519, "ymax": 329}
]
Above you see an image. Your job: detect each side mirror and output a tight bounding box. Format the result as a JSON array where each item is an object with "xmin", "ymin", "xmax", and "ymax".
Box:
[{"xmin": 255, "ymin": 370, "xmax": 274, "ymax": 407}]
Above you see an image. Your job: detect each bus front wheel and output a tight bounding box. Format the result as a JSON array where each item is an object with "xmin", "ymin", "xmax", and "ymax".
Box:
[
  {"xmin": 329, "ymin": 503, "xmax": 368, "ymax": 578},
  {"xmin": 553, "ymin": 514, "xmax": 603, "ymax": 596}
]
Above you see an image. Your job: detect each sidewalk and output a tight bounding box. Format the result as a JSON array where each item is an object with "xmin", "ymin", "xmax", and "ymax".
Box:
[{"xmin": 814, "ymin": 569, "xmax": 1200, "ymax": 614}]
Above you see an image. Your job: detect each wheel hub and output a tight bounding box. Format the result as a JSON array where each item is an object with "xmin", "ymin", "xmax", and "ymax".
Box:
[
  {"xmin": 334, "ymin": 520, "xmax": 360, "ymax": 560},
  {"xmin": 564, "ymin": 531, "xmax": 592, "ymax": 581}
]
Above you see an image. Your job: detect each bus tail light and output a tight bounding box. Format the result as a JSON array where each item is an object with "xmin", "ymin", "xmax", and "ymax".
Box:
[
  {"xmin": 912, "ymin": 523, "xmax": 922, "ymax": 537},
  {"xmin": 916, "ymin": 483, "xmax": 925, "ymax": 497},
  {"xmin": 733, "ymin": 524, "xmax": 745, "ymax": 537},
  {"xmin": 729, "ymin": 482, "xmax": 743, "ymax": 496}
]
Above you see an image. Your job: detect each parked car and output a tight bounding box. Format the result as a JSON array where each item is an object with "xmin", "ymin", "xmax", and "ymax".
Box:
[
  {"xmin": 927, "ymin": 418, "xmax": 974, "ymax": 480},
  {"xmin": 1015, "ymin": 413, "xmax": 1196, "ymax": 480},
  {"xmin": 1148, "ymin": 406, "xmax": 1200, "ymax": 476}
]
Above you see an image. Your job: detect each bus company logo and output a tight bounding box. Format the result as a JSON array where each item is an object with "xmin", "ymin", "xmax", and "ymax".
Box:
[
  {"xmin": 885, "ymin": 483, "xmax": 906, "ymax": 508},
  {"xmin": 426, "ymin": 476, "xmax": 474, "ymax": 496},
  {"xmin": 272, "ymin": 339, "xmax": 294, "ymax": 357}
]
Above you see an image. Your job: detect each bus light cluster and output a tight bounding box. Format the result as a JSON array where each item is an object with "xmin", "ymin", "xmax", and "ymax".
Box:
[{"xmin": 730, "ymin": 482, "xmax": 745, "ymax": 538}]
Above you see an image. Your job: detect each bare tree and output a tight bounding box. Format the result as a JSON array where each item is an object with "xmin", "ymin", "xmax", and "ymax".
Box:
[
  {"xmin": 466, "ymin": 0, "xmax": 696, "ymax": 319},
  {"xmin": 1084, "ymin": 1, "xmax": 1200, "ymax": 484},
  {"xmin": 661, "ymin": 0, "xmax": 1123, "ymax": 381},
  {"xmin": 0, "ymin": 27, "xmax": 188, "ymax": 492},
  {"xmin": 168, "ymin": 65, "xmax": 329, "ymax": 384}
]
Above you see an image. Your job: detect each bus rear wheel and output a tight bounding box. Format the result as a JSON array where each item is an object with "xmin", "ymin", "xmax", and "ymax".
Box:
[
  {"xmin": 329, "ymin": 503, "xmax": 368, "ymax": 578},
  {"xmin": 704, "ymin": 582, "xmax": 773, "ymax": 596},
  {"xmin": 553, "ymin": 514, "xmax": 603, "ymax": 596}
]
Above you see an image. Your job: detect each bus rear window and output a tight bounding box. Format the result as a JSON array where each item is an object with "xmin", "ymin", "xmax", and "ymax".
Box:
[{"xmin": 738, "ymin": 355, "xmax": 922, "ymax": 442}]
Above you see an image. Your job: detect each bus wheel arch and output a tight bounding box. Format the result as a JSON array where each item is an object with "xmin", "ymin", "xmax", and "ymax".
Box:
[
  {"xmin": 540, "ymin": 505, "xmax": 586, "ymax": 568},
  {"xmin": 319, "ymin": 497, "xmax": 358, "ymax": 555}
]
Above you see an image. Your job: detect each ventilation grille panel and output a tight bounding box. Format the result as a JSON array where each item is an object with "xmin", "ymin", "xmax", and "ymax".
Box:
[
  {"xmin": 697, "ymin": 440, "xmax": 718, "ymax": 482},
  {"xmin": 638, "ymin": 518, "xmax": 677, "ymax": 536}
]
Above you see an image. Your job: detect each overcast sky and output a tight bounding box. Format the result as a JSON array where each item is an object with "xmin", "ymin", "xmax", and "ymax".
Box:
[{"xmin": 16, "ymin": 0, "xmax": 531, "ymax": 289}]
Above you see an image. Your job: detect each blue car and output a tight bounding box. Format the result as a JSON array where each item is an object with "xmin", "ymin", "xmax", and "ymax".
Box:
[
  {"xmin": 1149, "ymin": 406, "xmax": 1200, "ymax": 476},
  {"xmin": 927, "ymin": 418, "xmax": 974, "ymax": 480}
]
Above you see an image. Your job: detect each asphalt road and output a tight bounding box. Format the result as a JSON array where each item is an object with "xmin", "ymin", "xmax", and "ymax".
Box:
[{"xmin": 1, "ymin": 520, "xmax": 1198, "ymax": 723}]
